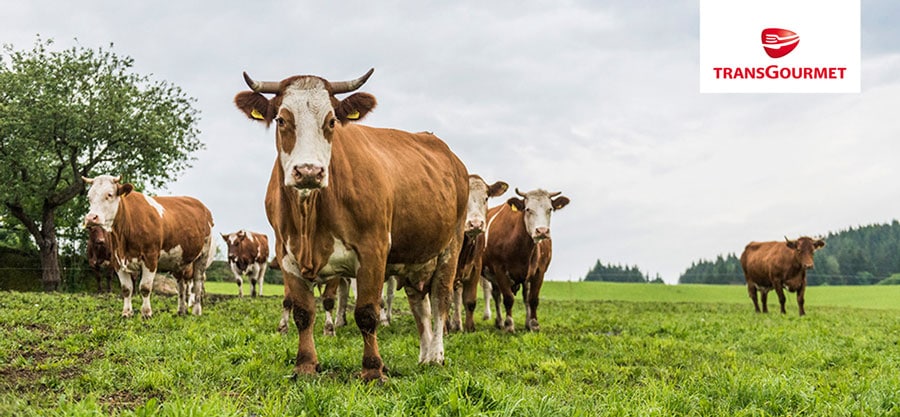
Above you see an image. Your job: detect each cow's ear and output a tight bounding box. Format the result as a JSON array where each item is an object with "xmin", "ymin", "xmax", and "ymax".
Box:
[
  {"xmin": 335, "ymin": 92, "xmax": 377, "ymax": 124},
  {"xmin": 235, "ymin": 91, "xmax": 274, "ymax": 125},
  {"xmin": 507, "ymin": 197, "xmax": 525, "ymax": 212},
  {"xmin": 814, "ymin": 239, "xmax": 826, "ymax": 249},
  {"xmin": 552, "ymin": 196, "xmax": 570, "ymax": 211},
  {"xmin": 117, "ymin": 183, "xmax": 134, "ymax": 197},
  {"xmin": 221, "ymin": 233, "xmax": 228, "ymax": 240},
  {"xmin": 488, "ymin": 181, "xmax": 509, "ymax": 198}
]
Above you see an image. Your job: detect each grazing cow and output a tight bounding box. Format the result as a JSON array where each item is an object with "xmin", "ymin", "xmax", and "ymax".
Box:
[
  {"xmin": 448, "ymin": 175, "xmax": 508, "ymax": 332},
  {"xmin": 86, "ymin": 225, "xmax": 116, "ymax": 293},
  {"xmin": 234, "ymin": 68, "xmax": 467, "ymax": 382},
  {"xmin": 221, "ymin": 230, "xmax": 270, "ymax": 297},
  {"xmin": 740, "ymin": 236, "xmax": 825, "ymax": 316},
  {"xmin": 83, "ymin": 175, "xmax": 215, "ymax": 318},
  {"xmin": 481, "ymin": 188, "xmax": 569, "ymax": 332}
]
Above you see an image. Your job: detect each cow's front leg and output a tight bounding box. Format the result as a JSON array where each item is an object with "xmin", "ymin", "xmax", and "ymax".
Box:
[
  {"xmin": 234, "ymin": 273, "xmax": 244, "ymax": 298},
  {"xmin": 796, "ymin": 285, "xmax": 806, "ymax": 316},
  {"xmin": 760, "ymin": 290, "xmax": 770, "ymax": 313},
  {"xmin": 175, "ymin": 277, "xmax": 189, "ymax": 315},
  {"xmin": 461, "ymin": 268, "xmax": 480, "ymax": 332},
  {"xmin": 355, "ymin": 267, "xmax": 387, "ymax": 382},
  {"xmin": 138, "ymin": 264, "xmax": 156, "ymax": 319},
  {"xmin": 525, "ymin": 276, "xmax": 544, "ymax": 332},
  {"xmin": 493, "ymin": 272, "xmax": 517, "ymax": 332},
  {"xmin": 448, "ymin": 284, "xmax": 463, "ymax": 332},
  {"xmin": 747, "ymin": 285, "xmax": 761, "ymax": 312},
  {"xmin": 285, "ymin": 275, "xmax": 319, "ymax": 376},
  {"xmin": 380, "ymin": 276, "xmax": 396, "ymax": 326},
  {"xmin": 118, "ymin": 269, "xmax": 134, "ymax": 318}
]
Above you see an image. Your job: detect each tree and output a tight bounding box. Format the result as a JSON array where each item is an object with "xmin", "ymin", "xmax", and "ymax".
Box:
[{"xmin": 0, "ymin": 37, "xmax": 202, "ymax": 291}]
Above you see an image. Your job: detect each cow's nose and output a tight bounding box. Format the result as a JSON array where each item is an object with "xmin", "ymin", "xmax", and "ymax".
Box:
[
  {"xmin": 84, "ymin": 214, "xmax": 100, "ymax": 227},
  {"xmin": 535, "ymin": 227, "xmax": 550, "ymax": 239},
  {"xmin": 292, "ymin": 164, "xmax": 325, "ymax": 184},
  {"xmin": 466, "ymin": 219, "xmax": 484, "ymax": 231}
]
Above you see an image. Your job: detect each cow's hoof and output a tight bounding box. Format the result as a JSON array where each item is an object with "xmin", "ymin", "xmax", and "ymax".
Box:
[
  {"xmin": 494, "ymin": 319, "xmax": 503, "ymax": 329},
  {"xmin": 277, "ymin": 323, "xmax": 289, "ymax": 334},
  {"xmin": 360, "ymin": 368, "xmax": 387, "ymax": 384},
  {"xmin": 324, "ymin": 323, "xmax": 335, "ymax": 337},
  {"xmin": 140, "ymin": 308, "xmax": 152, "ymax": 319},
  {"xmin": 526, "ymin": 319, "xmax": 540, "ymax": 332},
  {"xmin": 482, "ymin": 313, "xmax": 491, "ymax": 321},
  {"xmin": 122, "ymin": 310, "xmax": 133, "ymax": 318},
  {"xmin": 293, "ymin": 363, "xmax": 320, "ymax": 376}
]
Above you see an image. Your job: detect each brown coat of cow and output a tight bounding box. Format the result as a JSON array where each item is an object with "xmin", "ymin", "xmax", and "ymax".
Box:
[
  {"xmin": 740, "ymin": 236, "xmax": 825, "ymax": 316},
  {"xmin": 87, "ymin": 225, "xmax": 115, "ymax": 293},
  {"xmin": 236, "ymin": 70, "xmax": 468, "ymax": 382}
]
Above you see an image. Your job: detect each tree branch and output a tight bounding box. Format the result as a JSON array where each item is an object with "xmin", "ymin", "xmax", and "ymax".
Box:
[{"xmin": 3, "ymin": 201, "xmax": 43, "ymax": 247}]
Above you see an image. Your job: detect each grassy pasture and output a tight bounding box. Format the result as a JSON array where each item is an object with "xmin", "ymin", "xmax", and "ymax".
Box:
[{"xmin": 1, "ymin": 283, "xmax": 899, "ymax": 416}]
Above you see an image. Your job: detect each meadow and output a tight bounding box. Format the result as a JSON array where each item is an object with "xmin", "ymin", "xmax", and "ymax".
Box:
[{"xmin": 1, "ymin": 281, "xmax": 898, "ymax": 416}]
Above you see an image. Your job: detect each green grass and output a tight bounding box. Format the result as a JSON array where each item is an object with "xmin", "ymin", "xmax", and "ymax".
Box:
[{"xmin": 2, "ymin": 283, "xmax": 899, "ymax": 416}]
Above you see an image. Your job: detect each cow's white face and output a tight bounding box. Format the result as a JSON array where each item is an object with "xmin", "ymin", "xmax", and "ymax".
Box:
[
  {"xmin": 465, "ymin": 177, "xmax": 508, "ymax": 237},
  {"xmin": 507, "ymin": 189, "xmax": 570, "ymax": 242},
  {"xmin": 84, "ymin": 175, "xmax": 131, "ymax": 231},
  {"xmin": 276, "ymin": 78, "xmax": 336, "ymax": 189}
]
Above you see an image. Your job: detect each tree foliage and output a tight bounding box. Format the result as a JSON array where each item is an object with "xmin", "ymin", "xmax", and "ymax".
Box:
[
  {"xmin": 582, "ymin": 259, "xmax": 661, "ymax": 283},
  {"xmin": 0, "ymin": 37, "xmax": 202, "ymax": 290},
  {"xmin": 678, "ymin": 220, "xmax": 900, "ymax": 285}
]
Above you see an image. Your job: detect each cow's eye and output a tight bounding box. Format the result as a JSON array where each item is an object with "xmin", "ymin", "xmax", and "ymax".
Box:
[
  {"xmin": 106, "ymin": 193, "xmax": 113, "ymax": 199},
  {"xmin": 275, "ymin": 117, "xmax": 285, "ymax": 127},
  {"xmin": 329, "ymin": 118, "xmax": 336, "ymax": 129}
]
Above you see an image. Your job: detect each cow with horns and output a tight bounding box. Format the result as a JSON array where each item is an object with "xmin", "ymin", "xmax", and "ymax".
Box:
[
  {"xmin": 481, "ymin": 188, "xmax": 569, "ymax": 332},
  {"xmin": 234, "ymin": 68, "xmax": 468, "ymax": 382}
]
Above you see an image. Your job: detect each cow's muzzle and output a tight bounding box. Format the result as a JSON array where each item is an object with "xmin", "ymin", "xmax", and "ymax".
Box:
[
  {"xmin": 291, "ymin": 164, "xmax": 326, "ymax": 189},
  {"xmin": 533, "ymin": 227, "xmax": 551, "ymax": 242},
  {"xmin": 465, "ymin": 220, "xmax": 484, "ymax": 237},
  {"xmin": 83, "ymin": 214, "xmax": 102, "ymax": 228}
]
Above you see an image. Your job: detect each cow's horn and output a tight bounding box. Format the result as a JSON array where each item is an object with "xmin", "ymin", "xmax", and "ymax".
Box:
[
  {"xmin": 549, "ymin": 191, "xmax": 562, "ymax": 198},
  {"xmin": 243, "ymin": 72, "xmax": 281, "ymax": 94},
  {"xmin": 515, "ymin": 188, "xmax": 527, "ymax": 198},
  {"xmin": 81, "ymin": 176, "xmax": 94, "ymax": 184},
  {"xmin": 112, "ymin": 176, "xmax": 121, "ymax": 183},
  {"xmin": 330, "ymin": 68, "xmax": 375, "ymax": 94}
]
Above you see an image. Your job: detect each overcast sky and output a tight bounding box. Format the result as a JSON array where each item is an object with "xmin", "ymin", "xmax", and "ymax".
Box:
[{"xmin": 4, "ymin": 1, "xmax": 900, "ymax": 284}]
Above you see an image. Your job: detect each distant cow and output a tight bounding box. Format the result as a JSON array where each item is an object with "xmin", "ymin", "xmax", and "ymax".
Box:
[
  {"xmin": 449, "ymin": 175, "xmax": 508, "ymax": 332},
  {"xmin": 481, "ymin": 188, "xmax": 569, "ymax": 332},
  {"xmin": 221, "ymin": 230, "xmax": 270, "ymax": 297},
  {"xmin": 86, "ymin": 225, "xmax": 115, "ymax": 293},
  {"xmin": 740, "ymin": 236, "xmax": 825, "ymax": 316},
  {"xmin": 83, "ymin": 175, "xmax": 215, "ymax": 318},
  {"xmin": 235, "ymin": 68, "xmax": 467, "ymax": 382}
]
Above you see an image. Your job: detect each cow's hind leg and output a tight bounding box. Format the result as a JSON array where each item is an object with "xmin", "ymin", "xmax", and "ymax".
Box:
[
  {"xmin": 747, "ymin": 284, "xmax": 761, "ymax": 313},
  {"xmin": 335, "ymin": 277, "xmax": 349, "ymax": 327},
  {"xmin": 380, "ymin": 276, "xmax": 396, "ymax": 326},
  {"xmin": 481, "ymin": 277, "xmax": 493, "ymax": 321},
  {"xmin": 760, "ymin": 289, "xmax": 770, "ymax": 313},
  {"xmin": 118, "ymin": 270, "xmax": 135, "ymax": 318},
  {"xmin": 322, "ymin": 278, "xmax": 339, "ymax": 337},
  {"xmin": 405, "ymin": 284, "xmax": 434, "ymax": 364},
  {"xmin": 138, "ymin": 264, "xmax": 156, "ymax": 319}
]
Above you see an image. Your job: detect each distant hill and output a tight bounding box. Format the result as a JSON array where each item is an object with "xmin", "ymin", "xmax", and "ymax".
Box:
[{"xmin": 678, "ymin": 220, "xmax": 900, "ymax": 285}]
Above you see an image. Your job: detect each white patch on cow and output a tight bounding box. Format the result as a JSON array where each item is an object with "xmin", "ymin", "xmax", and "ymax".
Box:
[
  {"xmin": 157, "ymin": 245, "xmax": 185, "ymax": 271},
  {"xmin": 282, "ymin": 242, "xmax": 303, "ymax": 278},
  {"xmin": 85, "ymin": 174, "xmax": 123, "ymax": 231},
  {"xmin": 466, "ymin": 177, "xmax": 490, "ymax": 229},
  {"xmin": 484, "ymin": 207, "xmax": 505, "ymax": 246},
  {"xmin": 228, "ymin": 234, "xmax": 239, "ymax": 245},
  {"xmin": 279, "ymin": 80, "xmax": 334, "ymax": 188},
  {"xmin": 319, "ymin": 237, "xmax": 360, "ymax": 278},
  {"xmin": 142, "ymin": 194, "xmax": 165, "ymax": 217}
]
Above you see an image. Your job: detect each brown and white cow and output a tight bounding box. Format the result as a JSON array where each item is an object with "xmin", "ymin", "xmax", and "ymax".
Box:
[
  {"xmin": 86, "ymin": 225, "xmax": 115, "ymax": 293},
  {"xmin": 481, "ymin": 188, "xmax": 569, "ymax": 332},
  {"xmin": 221, "ymin": 230, "xmax": 270, "ymax": 297},
  {"xmin": 740, "ymin": 236, "xmax": 825, "ymax": 316},
  {"xmin": 234, "ymin": 68, "xmax": 468, "ymax": 382},
  {"xmin": 83, "ymin": 175, "xmax": 215, "ymax": 318},
  {"xmin": 448, "ymin": 175, "xmax": 508, "ymax": 332}
]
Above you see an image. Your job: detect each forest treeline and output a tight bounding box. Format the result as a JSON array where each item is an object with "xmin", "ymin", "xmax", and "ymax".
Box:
[
  {"xmin": 678, "ymin": 220, "xmax": 900, "ymax": 285},
  {"xmin": 582, "ymin": 260, "xmax": 664, "ymax": 284}
]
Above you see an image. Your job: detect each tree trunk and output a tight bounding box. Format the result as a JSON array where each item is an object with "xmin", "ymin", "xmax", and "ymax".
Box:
[
  {"xmin": 38, "ymin": 207, "xmax": 61, "ymax": 292},
  {"xmin": 38, "ymin": 236, "xmax": 61, "ymax": 292}
]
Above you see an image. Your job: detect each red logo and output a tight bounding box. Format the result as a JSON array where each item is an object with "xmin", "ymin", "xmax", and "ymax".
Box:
[{"xmin": 761, "ymin": 28, "xmax": 799, "ymax": 59}]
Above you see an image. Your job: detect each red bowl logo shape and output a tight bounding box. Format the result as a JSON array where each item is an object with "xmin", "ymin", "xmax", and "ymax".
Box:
[{"xmin": 761, "ymin": 28, "xmax": 799, "ymax": 59}]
